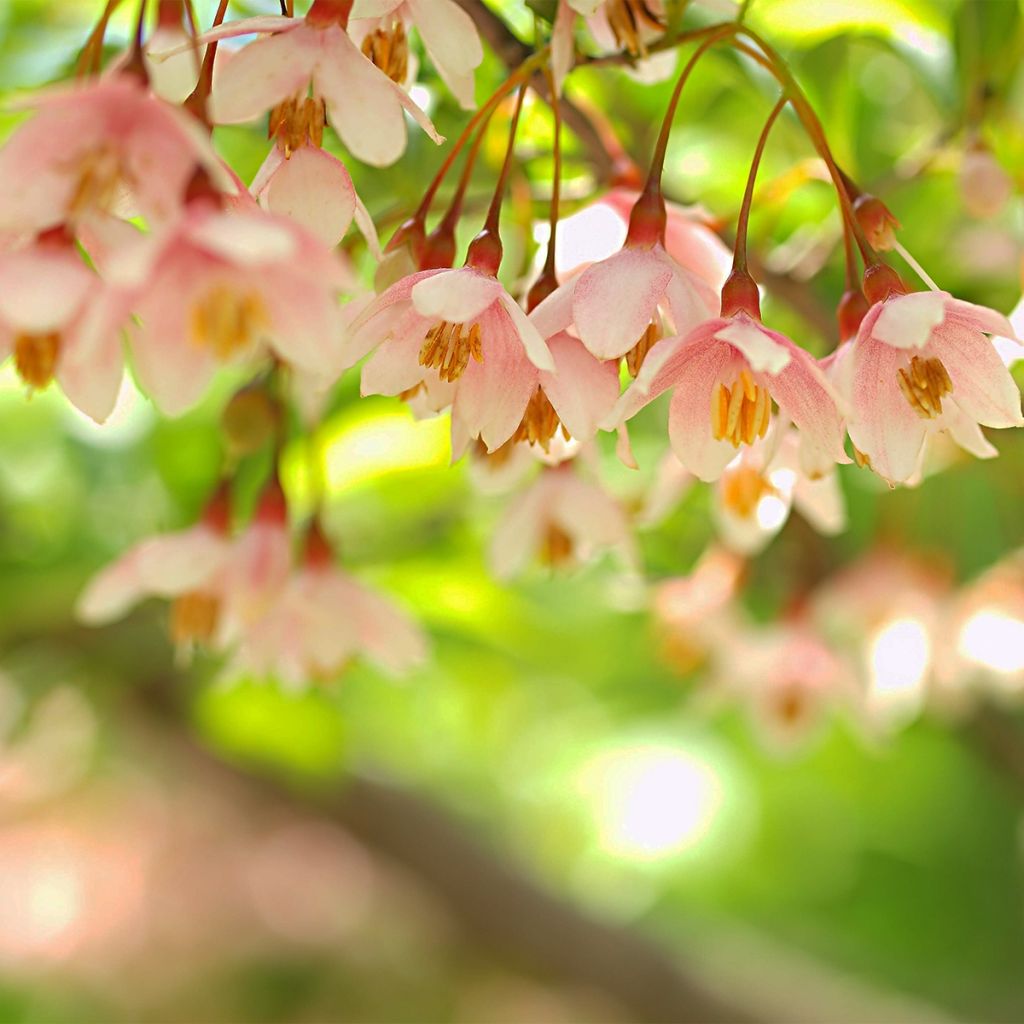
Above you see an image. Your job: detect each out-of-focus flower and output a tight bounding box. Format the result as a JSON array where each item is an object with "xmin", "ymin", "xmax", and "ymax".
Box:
[
  {"xmin": 0, "ymin": 74, "xmax": 223, "ymax": 233},
  {"xmin": 350, "ymin": 0, "xmax": 483, "ymax": 110},
  {"xmin": 173, "ymin": 0, "xmax": 442, "ymax": 167},
  {"xmin": 144, "ymin": 0, "xmax": 201, "ymax": 103},
  {"xmin": 108, "ymin": 202, "xmax": 351, "ymax": 415},
  {"xmin": 610, "ymin": 312, "xmax": 848, "ymax": 481},
  {"xmin": 350, "ymin": 267, "xmax": 555, "ymax": 452},
  {"xmin": 840, "ymin": 290, "xmax": 1023, "ymax": 484},
  {"xmin": 959, "ymin": 145, "xmax": 1013, "ymax": 220},
  {"xmin": 489, "ymin": 462, "xmax": 636, "ymax": 578},
  {"xmin": 0, "ymin": 232, "xmax": 125, "ymax": 422},
  {"xmin": 231, "ymin": 521, "xmax": 426, "ymax": 687}
]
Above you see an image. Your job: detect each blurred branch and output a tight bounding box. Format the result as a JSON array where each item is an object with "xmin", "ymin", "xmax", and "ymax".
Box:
[{"xmin": 451, "ymin": 0, "xmax": 615, "ymax": 182}]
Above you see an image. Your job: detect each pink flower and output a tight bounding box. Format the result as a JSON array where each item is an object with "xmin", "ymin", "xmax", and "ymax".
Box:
[
  {"xmin": 177, "ymin": 1, "xmax": 442, "ymax": 167},
  {"xmin": 231, "ymin": 524, "xmax": 426, "ymax": 687},
  {"xmin": 841, "ymin": 290, "xmax": 1023, "ymax": 484},
  {"xmin": 109, "ymin": 202, "xmax": 351, "ymax": 415},
  {"xmin": 543, "ymin": 235, "xmax": 717, "ymax": 367},
  {"xmin": 555, "ymin": 187, "xmax": 732, "ymax": 294},
  {"xmin": 489, "ymin": 462, "xmax": 636, "ymax": 578},
  {"xmin": 610, "ymin": 311, "xmax": 849, "ymax": 482},
  {"xmin": 350, "ymin": 267, "xmax": 557, "ymax": 452},
  {"xmin": 0, "ymin": 234, "xmax": 125, "ymax": 422},
  {"xmin": 350, "ymin": 0, "xmax": 483, "ymax": 109},
  {"xmin": 0, "ymin": 74, "xmax": 223, "ymax": 233}
]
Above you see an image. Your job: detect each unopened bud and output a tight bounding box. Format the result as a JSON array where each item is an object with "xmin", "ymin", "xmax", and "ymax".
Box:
[
  {"xmin": 959, "ymin": 146, "xmax": 1012, "ymax": 219},
  {"xmin": 222, "ymin": 384, "xmax": 280, "ymax": 457},
  {"xmin": 466, "ymin": 227, "xmax": 503, "ymax": 276},
  {"xmin": 853, "ymin": 194, "xmax": 899, "ymax": 252},
  {"xmin": 862, "ymin": 263, "xmax": 905, "ymax": 305},
  {"xmin": 625, "ymin": 187, "xmax": 666, "ymax": 248},
  {"xmin": 837, "ymin": 288, "xmax": 869, "ymax": 341},
  {"xmin": 719, "ymin": 269, "xmax": 762, "ymax": 320}
]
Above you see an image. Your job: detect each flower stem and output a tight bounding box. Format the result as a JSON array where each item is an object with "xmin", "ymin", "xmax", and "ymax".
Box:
[
  {"xmin": 483, "ymin": 83, "xmax": 527, "ymax": 235},
  {"xmin": 528, "ymin": 63, "xmax": 563, "ymax": 311}
]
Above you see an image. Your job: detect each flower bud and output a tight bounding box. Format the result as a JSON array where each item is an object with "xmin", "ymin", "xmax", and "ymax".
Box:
[
  {"xmin": 720, "ymin": 269, "xmax": 762, "ymax": 320},
  {"xmin": 625, "ymin": 187, "xmax": 666, "ymax": 248},
  {"xmin": 466, "ymin": 227, "xmax": 503, "ymax": 276},
  {"xmin": 854, "ymin": 194, "xmax": 899, "ymax": 251},
  {"xmin": 959, "ymin": 146, "xmax": 1012, "ymax": 219},
  {"xmin": 862, "ymin": 263, "xmax": 905, "ymax": 305}
]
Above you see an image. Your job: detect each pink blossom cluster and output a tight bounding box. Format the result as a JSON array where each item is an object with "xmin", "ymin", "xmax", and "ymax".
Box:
[{"xmin": 1, "ymin": 0, "xmax": 1016, "ymax": 688}]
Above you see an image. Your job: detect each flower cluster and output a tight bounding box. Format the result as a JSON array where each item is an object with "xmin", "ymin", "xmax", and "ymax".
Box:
[{"xmin": 2, "ymin": 0, "xmax": 1016, "ymax": 689}]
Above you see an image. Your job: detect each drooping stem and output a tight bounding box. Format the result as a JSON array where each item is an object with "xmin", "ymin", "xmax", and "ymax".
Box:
[
  {"xmin": 533, "ymin": 63, "xmax": 563, "ymax": 299},
  {"xmin": 183, "ymin": 0, "xmax": 230, "ymax": 129},
  {"xmin": 732, "ymin": 96, "xmax": 786, "ymax": 274},
  {"xmin": 482, "ymin": 84, "xmax": 528, "ymax": 235},
  {"xmin": 77, "ymin": 0, "xmax": 125, "ymax": 76}
]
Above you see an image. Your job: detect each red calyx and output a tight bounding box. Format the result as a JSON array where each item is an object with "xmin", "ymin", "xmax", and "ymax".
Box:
[
  {"xmin": 854, "ymin": 195, "xmax": 900, "ymax": 252},
  {"xmin": 526, "ymin": 269, "xmax": 558, "ymax": 313},
  {"xmin": 256, "ymin": 475, "xmax": 289, "ymax": 525},
  {"xmin": 719, "ymin": 269, "xmax": 762, "ymax": 320},
  {"xmin": 419, "ymin": 221, "xmax": 457, "ymax": 271},
  {"xmin": 202, "ymin": 482, "xmax": 233, "ymax": 534},
  {"xmin": 306, "ymin": 0, "xmax": 352, "ymax": 29},
  {"xmin": 157, "ymin": 0, "xmax": 185, "ymax": 28},
  {"xmin": 465, "ymin": 228, "xmax": 503, "ymax": 277},
  {"xmin": 625, "ymin": 188, "xmax": 666, "ymax": 248},
  {"xmin": 304, "ymin": 518, "xmax": 336, "ymax": 568},
  {"xmin": 862, "ymin": 263, "xmax": 906, "ymax": 305},
  {"xmin": 182, "ymin": 165, "xmax": 224, "ymax": 208},
  {"xmin": 837, "ymin": 288, "xmax": 870, "ymax": 341}
]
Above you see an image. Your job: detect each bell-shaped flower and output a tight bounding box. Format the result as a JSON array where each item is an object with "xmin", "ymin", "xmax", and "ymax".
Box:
[
  {"xmin": 0, "ymin": 233, "xmax": 125, "ymax": 422},
  {"xmin": 840, "ymin": 290, "xmax": 1023, "ymax": 484},
  {"xmin": 489, "ymin": 461, "xmax": 636, "ymax": 578},
  {"xmin": 171, "ymin": 0, "xmax": 442, "ymax": 167},
  {"xmin": 108, "ymin": 201, "xmax": 352, "ymax": 415},
  {"xmin": 350, "ymin": 0, "xmax": 483, "ymax": 110},
  {"xmin": 230, "ymin": 523, "xmax": 427, "ymax": 688},
  {"xmin": 0, "ymin": 73, "xmax": 224, "ymax": 233},
  {"xmin": 349, "ymin": 266, "xmax": 556, "ymax": 453},
  {"xmin": 609, "ymin": 311, "xmax": 848, "ymax": 482}
]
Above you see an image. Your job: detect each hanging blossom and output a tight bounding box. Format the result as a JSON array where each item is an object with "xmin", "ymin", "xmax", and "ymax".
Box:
[
  {"xmin": 609, "ymin": 308, "xmax": 849, "ymax": 482},
  {"xmin": 538, "ymin": 193, "xmax": 718, "ymax": 375},
  {"xmin": 167, "ymin": 0, "xmax": 443, "ymax": 167},
  {"xmin": 350, "ymin": 0, "xmax": 484, "ymax": 110},
  {"xmin": 0, "ymin": 229, "xmax": 126, "ymax": 423},
  {"xmin": 0, "ymin": 72, "xmax": 226, "ymax": 234},
  {"xmin": 230, "ymin": 521, "xmax": 427, "ymax": 688},
  {"xmin": 489, "ymin": 459, "xmax": 636, "ymax": 579},
  {"xmin": 249, "ymin": 94, "xmax": 379, "ymax": 253},
  {"xmin": 838, "ymin": 287, "xmax": 1023, "ymax": 484},
  {"xmin": 104, "ymin": 192, "xmax": 352, "ymax": 416},
  {"xmin": 348, "ymin": 266, "xmax": 558, "ymax": 453}
]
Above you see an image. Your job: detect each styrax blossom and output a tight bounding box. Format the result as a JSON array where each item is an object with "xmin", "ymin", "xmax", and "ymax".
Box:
[
  {"xmin": 489, "ymin": 461, "xmax": 636, "ymax": 578},
  {"xmin": 349, "ymin": 267, "xmax": 555, "ymax": 453},
  {"xmin": 250, "ymin": 96, "xmax": 378, "ymax": 252},
  {"xmin": 177, "ymin": 0, "xmax": 442, "ymax": 167},
  {"xmin": 555, "ymin": 187, "xmax": 732, "ymax": 294},
  {"xmin": 712, "ymin": 426, "xmax": 846, "ymax": 555},
  {"xmin": 108, "ymin": 201, "xmax": 352, "ymax": 416},
  {"xmin": 0, "ymin": 232, "xmax": 125, "ymax": 422},
  {"xmin": 540, "ymin": 201, "xmax": 718, "ymax": 371},
  {"xmin": 0, "ymin": 73, "xmax": 223, "ymax": 234},
  {"xmin": 75, "ymin": 497, "xmax": 233, "ymax": 658},
  {"xmin": 610, "ymin": 311, "xmax": 848, "ymax": 482},
  {"xmin": 350, "ymin": 0, "xmax": 483, "ymax": 110},
  {"xmin": 231, "ymin": 522, "xmax": 427, "ymax": 688},
  {"xmin": 841, "ymin": 290, "xmax": 1023, "ymax": 484}
]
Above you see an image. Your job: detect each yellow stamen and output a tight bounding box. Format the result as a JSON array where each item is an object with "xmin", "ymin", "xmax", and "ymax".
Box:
[
  {"xmin": 721, "ymin": 464, "xmax": 776, "ymax": 519},
  {"xmin": 269, "ymin": 96, "xmax": 326, "ymax": 155},
  {"xmin": 169, "ymin": 591, "xmax": 219, "ymax": 647},
  {"xmin": 605, "ymin": 0, "xmax": 666, "ymax": 57},
  {"xmin": 852, "ymin": 445, "xmax": 872, "ymax": 470},
  {"xmin": 14, "ymin": 332, "xmax": 60, "ymax": 390},
  {"xmin": 710, "ymin": 369, "xmax": 772, "ymax": 448},
  {"xmin": 361, "ymin": 19, "xmax": 409, "ymax": 84},
  {"xmin": 513, "ymin": 387, "xmax": 569, "ymax": 451},
  {"xmin": 190, "ymin": 287, "xmax": 270, "ymax": 360},
  {"xmin": 67, "ymin": 143, "xmax": 125, "ymax": 218},
  {"xmin": 419, "ymin": 320, "xmax": 483, "ymax": 383},
  {"xmin": 625, "ymin": 321, "xmax": 661, "ymax": 377},
  {"xmin": 541, "ymin": 522, "xmax": 574, "ymax": 568},
  {"xmin": 896, "ymin": 355, "xmax": 952, "ymax": 419}
]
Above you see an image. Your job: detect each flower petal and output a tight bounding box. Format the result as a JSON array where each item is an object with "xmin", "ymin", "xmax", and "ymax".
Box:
[
  {"xmin": 411, "ymin": 268, "xmax": 502, "ymax": 323},
  {"xmin": 496, "ymin": 291, "xmax": 555, "ymax": 371},
  {"xmin": 261, "ymin": 146, "xmax": 356, "ymax": 247},
  {"xmin": 407, "ymin": 0, "xmax": 482, "ymax": 109},
  {"xmin": 715, "ymin": 315, "xmax": 791, "ymax": 375},
  {"xmin": 540, "ymin": 333, "xmax": 620, "ymax": 441},
  {"xmin": 872, "ymin": 290, "xmax": 949, "ymax": 350}
]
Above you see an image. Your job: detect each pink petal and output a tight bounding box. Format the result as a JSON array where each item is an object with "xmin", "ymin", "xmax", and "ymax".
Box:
[
  {"xmin": 407, "ymin": 0, "xmax": 482, "ymax": 109},
  {"xmin": 340, "ymin": 576, "xmax": 427, "ymax": 675},
  {"xmin": 528, "ymin": 274, "xmax": 577, "ymax": 340},
  {"xmin": 186, "ymin": 210, "xmax": 298, "ymax": 265},
  {"xmin": 411, "ymin": 268, "xmax": 502, "ymax": 323},
  {"xmin": 489, "ymin": 479, "xmax": 550, "ymax": 578},
  {"xmin": 540, "ymin": 333, "xmax": 620, "ymax": 441},
  {"xmin": 58, "ymin": 305, "xmax": 125, "ymax": 423},
  {"xmin": 210, "ymin": 27, "xmax": 314, "ymax": 123},
  {"xmin": 496, "ymin": 291, "xmax": 555, "ymax": 371},
  {"xmin": 945, "ymin": 297, "xmax": 1015, "ymax": 340},
  {"xmin": 551, "ymin": 0, "xmax": 576, "ymax": 94},
  {"xmin": 662, "ymin": 258, "xmax": 718, "ymax": 336},
  {"xmin": 573, "ymin": 248, "xmax": 672, "ymax": 359},
  {"xmin": 872, "ymin": 291, "xmax": 949, "ymax": 349},
  {"xmin": 261, "ymin": 146, "xmax": 357, "ymax": 247},
  {"xmin": 360, "ymin": 312, "xmax": 431, "ymax": 396},
  {"xmin": 943, "ymin": 404, "xmax": 999, "ymax": 460},
  {"xmin": 714, "ymin": 315, "xmax": 791, "ymax": 375},
  {"xmin": 666, "ymin": 340, "xmax": 742, "ymax": 481},
  {"xmin": 847, "ymin": 336, "xmax": 928, "ymax": 484}
]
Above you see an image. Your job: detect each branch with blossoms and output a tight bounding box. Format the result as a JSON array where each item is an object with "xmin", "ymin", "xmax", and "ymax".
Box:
[{"xmin": 0, "ymin": 0, "xmax": 1019, "ymax": 690}]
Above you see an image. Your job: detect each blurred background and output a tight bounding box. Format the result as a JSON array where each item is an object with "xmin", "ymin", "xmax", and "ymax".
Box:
[{"xmin": 2, "ymin": 0, "xmax": 1024, "ymax": 1020}]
